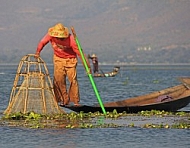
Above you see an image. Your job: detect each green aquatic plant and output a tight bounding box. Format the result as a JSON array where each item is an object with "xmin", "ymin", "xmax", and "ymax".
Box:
[
  {"xmin": 1, "ymin": 110, "xmax": 190, "ymax": 129},
  {"xmin": 25, "ymin": 112, "xmax": 42, "ymax": 120},
  {"xmin": 142, "ymin": 123, "xmax": 170, "ymax": 129},
  {"xmin": 142, "ymin": 122, "xmax": 190, "ymax": 129},
  {"xmin": 105, "ymin": 109, "xmax": 121, "ymax": 119},
  {"xmin": 175, "ymin": 111, "xmax": 187, "ymax": 116},
  {"xmin": 139, "ymin": 110, "xmax": 173, "ymax": 116},
  {"xmin": 3, "ymin": 112, "xmax": 25, "ymax": 120},
  {"xmin": 79, "ymin": 123, "xmax": 94, "ymax": 128},
  {"xmin": 172, "ymin": 123, "xmax": 190, "ymax": 129},
  {"xmin": 2, "ymin": 112, "xmax": 43, "ymax": 120},
  {"xmin": 128, "ymin": 123, "xmax": 135, "ymax": 127},
  {"xmin": 153, "ymin": 80, "xmax": 159, "ymax": 84},
  {"xmin": 123, "ymin": 77, "xmax": 129, "ymax": 85}
]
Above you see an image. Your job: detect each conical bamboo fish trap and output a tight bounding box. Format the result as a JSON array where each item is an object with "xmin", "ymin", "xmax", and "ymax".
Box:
[{"xmin": 4, "ymin": 54, "xmax": 64, "ymax": 115}]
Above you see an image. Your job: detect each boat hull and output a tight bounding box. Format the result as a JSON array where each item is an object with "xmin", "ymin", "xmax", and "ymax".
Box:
[
  {"xmin": 62, "ymin": 78, "xmax": 190, "ymax": 113},
  {"xmin": 93, "ymin": 66, "xmax": 120, "ymax": 77},
  {"xmin": 64, "ymin": 95, "xmax": 190, "ymax": 113}
]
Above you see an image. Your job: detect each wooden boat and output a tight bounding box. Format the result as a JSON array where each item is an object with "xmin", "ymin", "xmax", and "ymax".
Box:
[
  {"xmin": 62, "ymin": 77, "xmax": 190, "ymax": 113},
  {"xmin": 93, "ymin": 66, "xmax": 120, "ymax": 77}
]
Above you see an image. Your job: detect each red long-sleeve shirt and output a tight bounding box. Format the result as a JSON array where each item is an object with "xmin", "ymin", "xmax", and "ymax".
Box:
[
  {"xmin": 36, "ymin": 33, "xmax": 81, "ymax": 58},
  {"xmin": 36, "ymin": 33, "xmax": 91, "ymax": 68}
]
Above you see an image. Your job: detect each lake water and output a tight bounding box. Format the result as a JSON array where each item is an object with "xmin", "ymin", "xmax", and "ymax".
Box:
[{"xmin": 0, "ymin": 64, "xmax": 190, "ymax": 148}]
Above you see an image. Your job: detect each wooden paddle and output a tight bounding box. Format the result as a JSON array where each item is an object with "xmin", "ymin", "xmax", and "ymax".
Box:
[
  {"xmin": 71, "ymin": 26, "xmax": 106, "ymax": 114},
  {"xmin": 99, "ymin": 68, "xmax": 106, "ymax": 77},
  {"xmin": 178, "ymin": 77, "xmax": 190, "ymax": 89}
]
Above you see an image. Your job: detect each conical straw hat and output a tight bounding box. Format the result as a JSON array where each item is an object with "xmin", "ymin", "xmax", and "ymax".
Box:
[
  {"xmin": 91, "ymin": 54, "xmax": 97, "ymax": 58},
  {"xmin": 48, "ymin": 23, "xmax": 69, "ymax": 38}
]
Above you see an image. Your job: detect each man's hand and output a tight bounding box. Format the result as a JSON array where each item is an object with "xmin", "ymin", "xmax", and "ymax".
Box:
[{"xmin": 34, "ymin": 52, "xmax": 40, "ymax": 58}]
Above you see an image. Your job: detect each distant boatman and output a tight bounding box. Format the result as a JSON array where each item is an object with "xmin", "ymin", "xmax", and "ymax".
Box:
[{"xmin": 88, "ymin": 54, "xmax": 99, "ymax": 74}]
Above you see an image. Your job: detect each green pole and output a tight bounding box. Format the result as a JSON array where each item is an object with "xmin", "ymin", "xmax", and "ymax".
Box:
[{"xmin": 71, "ymin": 27, "xmax": 106, "ymax": 115}]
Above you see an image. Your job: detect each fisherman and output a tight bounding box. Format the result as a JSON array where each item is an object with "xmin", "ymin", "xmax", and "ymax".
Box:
[
  {"xmin": 88, "ymin": 54, "xmax": 99, "ymax": 74},
  {"xmin": 35, "ymin": 23, "xmax": 91, "ymax": 106}
]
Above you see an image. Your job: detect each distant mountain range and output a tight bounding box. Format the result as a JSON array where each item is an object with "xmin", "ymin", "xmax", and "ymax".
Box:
[{"xmin": 0, "ymin": 0, "xmax": 190, "ymax": 64}]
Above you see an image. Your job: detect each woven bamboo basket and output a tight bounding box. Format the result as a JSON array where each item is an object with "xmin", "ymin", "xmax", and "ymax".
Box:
[{"xmin": 4, "ymin": 54, "xmax": 64, "ymax": 114}]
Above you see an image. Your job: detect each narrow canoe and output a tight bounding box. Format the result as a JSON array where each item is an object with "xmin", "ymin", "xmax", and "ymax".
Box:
[
  {"xmin": 93, "ymin": 66, "xmax": 120, "ymax": 77},
  {"xmin": 63, "ymin": 77, "xmax": 190, "ymax": 113}
]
